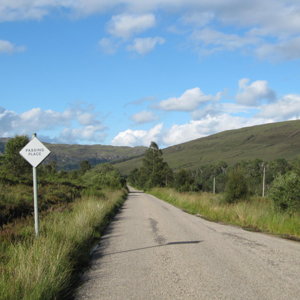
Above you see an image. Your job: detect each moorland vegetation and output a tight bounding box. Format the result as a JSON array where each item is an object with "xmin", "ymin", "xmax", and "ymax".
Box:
[{"xmin": 0, "ymin": 135, "xmax": 127, "ymax": 300}]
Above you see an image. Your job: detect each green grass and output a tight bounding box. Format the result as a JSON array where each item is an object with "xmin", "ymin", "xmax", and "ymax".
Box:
[
  {"xmin": 0, "ymin": 188, "xmax": 127, "ymax": 300},
  {"xmin": 0, "ymin": 180, "xmax": 82, "ymax": 228},
  {"xmin": 149, "ymin": 188, "xmax": 300, "ymax": 240}
]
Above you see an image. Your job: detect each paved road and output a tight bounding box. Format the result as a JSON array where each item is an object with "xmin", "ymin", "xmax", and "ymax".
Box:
[{"xmin": 76, "ymin": 187, "xmax": 300, "ymax": 300}]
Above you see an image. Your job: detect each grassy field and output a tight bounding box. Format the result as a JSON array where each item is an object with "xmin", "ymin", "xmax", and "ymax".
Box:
[
  {"xmin": 115, "ymin": 120, "xmax": 300, "ymax": 174},
  {"xmin": 0, "ymin": 188, "xmax": 127, "ymax": 300},
  {"xmin": 149, "ymin": 188, "xmax": 300, "ymax": 240}
]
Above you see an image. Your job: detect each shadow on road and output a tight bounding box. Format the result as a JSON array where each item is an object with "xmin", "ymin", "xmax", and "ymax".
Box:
[
  {"xmin": 93, "ymin": 240, "xmax": 203, "ymax": 258},
  {"xmin": 129, "ymin": 191, "xmax": 144, "ymax": 194}
]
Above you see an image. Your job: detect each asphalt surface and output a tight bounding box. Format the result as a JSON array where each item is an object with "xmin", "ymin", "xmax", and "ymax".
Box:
[{"xmin": 76, "ymin": 187, "xmax": 300, "ymax": 300}]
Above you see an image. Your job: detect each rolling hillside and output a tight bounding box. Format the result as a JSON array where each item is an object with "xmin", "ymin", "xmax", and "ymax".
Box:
[
  {"xmin": 0, "ymin": 138, "xmax": 146, "ymax": 170},
  {"xmin": 2, "ymin": 120, "xmax": 300, "ymax": 172},
  {"xmin": 114, "ymin": 120, "xmax": 300, "ymax": 174}
]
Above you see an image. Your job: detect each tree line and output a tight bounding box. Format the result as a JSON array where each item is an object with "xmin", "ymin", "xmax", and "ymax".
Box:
[{"xmin": 128, "ymin": 142, "xmax": 300, "ymax": 214}]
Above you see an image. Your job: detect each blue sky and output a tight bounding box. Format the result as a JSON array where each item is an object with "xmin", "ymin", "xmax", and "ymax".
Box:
[{"xmin": 1, "ymin": 0, "xmax": 300, "ymax": 147}]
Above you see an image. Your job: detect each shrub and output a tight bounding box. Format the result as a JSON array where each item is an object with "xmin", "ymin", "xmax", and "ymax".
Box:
[
  {"xmin": 82, "ymin": 163, "xmax": 125, "ymax": 190},
  {"xmin": 224, "ymin": 167, "xmax": 248, "ymax": 203},
  {"xmin": 269, "ymin": 171, "xmax": 300, "ymax": 213}
]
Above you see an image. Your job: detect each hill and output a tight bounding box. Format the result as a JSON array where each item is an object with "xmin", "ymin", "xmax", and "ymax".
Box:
[
  {"xmin": 0, "ymin": 138, "xmax": 146, "ymax": 170},
  {"xmin": 114, "ymin": 120, "xmax": 300, "ymax": 174}
]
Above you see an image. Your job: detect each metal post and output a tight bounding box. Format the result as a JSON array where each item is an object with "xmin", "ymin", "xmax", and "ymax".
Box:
[
  {"xmin": 213, "ymin": 176, "xmax": 216, "ymax": 194},
  {"xmin": 32, "ymin": 133, "xmax": 39, "ymax": 236},
  {"xmin": 262, "ymin": 165, "xmax": 266, "ymax": 198},
  {"xmin": 33, "ymin": 166, "xmax": 39, "ymax": 236}
]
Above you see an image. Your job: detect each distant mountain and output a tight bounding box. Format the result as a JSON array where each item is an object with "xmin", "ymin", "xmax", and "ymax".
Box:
[
  {"xmin": 114, "ymin": 120, "xmax": 300, "ymax": 174},
  {"xmin": 0, "ymin": 138, "xmax": 146, "ymax": 170}
]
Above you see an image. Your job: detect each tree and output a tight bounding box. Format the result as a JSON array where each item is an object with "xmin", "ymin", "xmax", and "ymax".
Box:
[
  {"xmin": 3, "ymin": 135, "xmax": 31, "ymax": 179},
  {"xmin": 138, "ymin": 141, "xmax": 172, "ymax": 189},
  {"xmin": 224, "ymin": 167, "xmax": 249, "ymax": 203},
  {"xmin": 128, "ymin": 168, "xmax": 142, "ymax": 187},
  {"xmin": 79, "ymin": 160, "xmax": 91, "ymax": 174},
  {"xmin": 173, "ymin": 169, "xmax": 195, "ymax": 192},
  {"xmin": 269, "ymin": 171, "xmax": 300, "ymax": 213},
  {"xmin": 237, "ymin": 159, "xmax": 263, "ymax": 195},
  {"xmin": 267, "ymin": 158, "xmax": 291, "ymax": 183},
  {"xmin": 83, "ymin": 163, "xmax": 125, "ymax": 190}
]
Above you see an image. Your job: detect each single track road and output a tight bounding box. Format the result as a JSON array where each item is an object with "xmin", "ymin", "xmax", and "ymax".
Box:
[{"xmin": 76, "ymin": 187, "xmax": 300, "ymax": 300}]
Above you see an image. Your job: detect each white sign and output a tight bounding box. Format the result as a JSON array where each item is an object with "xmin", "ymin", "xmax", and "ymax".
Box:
[{"xmin": 19, "ymin": 137, "xmax": 51, "ymax": 167}]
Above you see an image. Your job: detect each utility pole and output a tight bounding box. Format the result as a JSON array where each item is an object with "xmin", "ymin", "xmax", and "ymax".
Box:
[
  {"xmin": 262, "ymin": 164, "xmax": 266, "ymax": 197},
  {"xmin": 213, "ymin": 176, "xmax": 216, "ymax": 194}
]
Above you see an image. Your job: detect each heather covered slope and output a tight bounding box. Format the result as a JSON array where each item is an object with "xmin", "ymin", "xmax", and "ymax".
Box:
[{"xmin": 115, "ymin": 120, "xmax": 300, "ymax": 174}]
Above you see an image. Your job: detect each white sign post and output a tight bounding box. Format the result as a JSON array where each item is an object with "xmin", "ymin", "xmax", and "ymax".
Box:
[{"xmin": 19, "ymin": 134, "xmax": 51, "ymax": 236}]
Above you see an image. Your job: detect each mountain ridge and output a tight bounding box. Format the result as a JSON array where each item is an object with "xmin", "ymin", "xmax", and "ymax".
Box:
[{"xmin": 114, "ymin": 120, "xmax": 300, "ymax": 174}]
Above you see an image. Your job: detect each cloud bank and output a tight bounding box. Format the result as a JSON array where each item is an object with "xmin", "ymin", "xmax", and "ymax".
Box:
[
  {"xmin": 0, "ymin": 104, "xmax": 106, "ymax": 144},
  {"xmin": 113, "ymin": 79, "xmax": 300, "ymax": 147},
  {"xmin": 2, "ymin": 1, "xmax": 300, "ymax": 60}
]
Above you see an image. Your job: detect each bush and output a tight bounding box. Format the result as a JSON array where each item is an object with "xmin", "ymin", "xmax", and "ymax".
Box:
[
  {"xmin": 269, "ymin": 172, "xmax": 300, "ymax": 213},
  {"xmin": 173, "ymin": 169, "xmax": 198, "ymax": 192},
  {"xmin": 224, "ymin": 167, "xmax": 248, "ymax": 203},
  {"xmin": 82, "ymin": 163, "xmax": 125, "ymax": 190}
]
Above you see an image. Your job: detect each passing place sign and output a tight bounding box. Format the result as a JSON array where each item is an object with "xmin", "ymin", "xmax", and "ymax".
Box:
[{"xmin": 19, "ymin": 136, "xmax": 51, "ymax": 167}]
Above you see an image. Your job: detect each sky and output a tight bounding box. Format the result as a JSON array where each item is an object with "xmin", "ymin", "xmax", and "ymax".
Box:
[{"xmin": 1, "ymin": 0, "xmax": 300, "ymax": 148}]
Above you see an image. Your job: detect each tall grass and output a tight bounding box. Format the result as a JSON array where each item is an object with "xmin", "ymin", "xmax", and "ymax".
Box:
[
  {"xmin": 149, "ymin": 188, "xmax": 300, "ymax": 239},
  {"xmin": 0, "ymin": 189, "xmax": 126, "ymax": 300}
]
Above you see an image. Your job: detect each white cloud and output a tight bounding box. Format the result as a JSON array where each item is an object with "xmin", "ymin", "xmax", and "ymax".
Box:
[
  {"xmin": 0, "ymin": 104, "xmax": 106, "ymax": 143},
  {"xmin": 1, "ymin": 1, "xmax": 300, "ymax": 40},
  {"xmin": 107, "ymin": 13, "xmax": 156, "ymax": 39},
  {"xmin": 220, "ymin": 0, "xmax": 300, "ymax": 38},
  {"xmin": 112, "ymin": 123, "xmax": 163, "ymax": 146},
  {"xmin": 236, "ymin": 78, "xmax": 276, "ymax": 106},
  {"xmin": 158, "ymin": 87, "xmax": 222, "ymax": 111},
  {"xmin": 111, "ymin": 112, "xmax": 273, "ymax": 147},
  {"xmin": 98, "ymin": 37, "xmax": 119, "ymax": 54},
  {"xmin": 59, "ymin": 125, "xmax": 106, "ymax": 144},
  {"xmin": 191, "ymin": 28, "xmax": 260, "ymax": 54},
  {"xmin": 162, "ymin": 115, "xmax": 238, "ymax": 145},
  {"xmin": 0, "ymin": 1, "xmax": 49, "ymax": 21},
  {"xmin": 181, "ymin": 11, "xmax": 215, "ymax": 27},
  {"xmin": 110, "ymin": 88, "xmax": 300, "ymax": 147},
  {"xmin": 2, "ymin": 1, "xmax": 300, "ymax": 61},
  {"xmin": 256, "ymin": 37, "xmax": 300, "ymax": 61},
  {"xmin": 127, "ymin": 37, "xmax": 165, "ymax": 54},
  {"xmin": 125, "ymin": 96, "xmax": 156, "ymax": 107},
  {"xmin": 131, "ymin": 110, "xmax": 157, "ymax": 124},
  {"xmin": 192, "ymin": 102, "xmax": 257, "ymax": 120},
  {"xmin": 0, "ymin": 40, "xmax": 25, "ymax": 54},
  {"xmin": 258, "ymin": 94, "xmax": 300, "ymax": 121}
]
